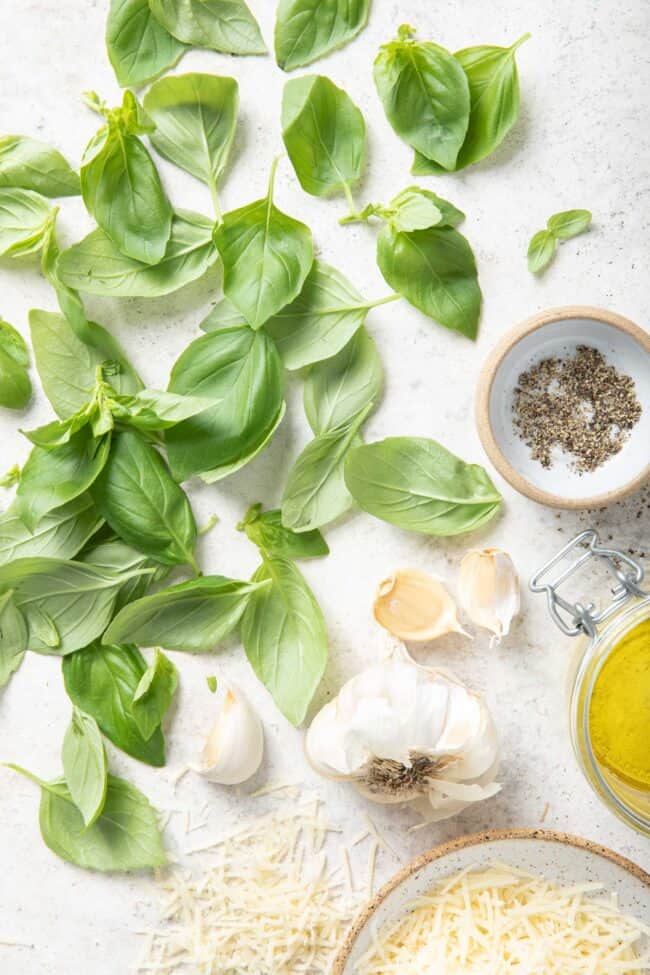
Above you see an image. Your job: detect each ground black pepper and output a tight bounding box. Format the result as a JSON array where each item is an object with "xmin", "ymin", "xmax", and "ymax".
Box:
[{"xmin": 512, "ymin": 345, "xmax": 642, "ymax": 473}]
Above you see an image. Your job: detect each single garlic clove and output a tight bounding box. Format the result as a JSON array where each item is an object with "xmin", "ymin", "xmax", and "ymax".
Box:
[
  {"xmin": 458, "ymin": 548, "xmax": 520, "ymax": 643},
  {"xmin": 197, "ymin": 681, "xmax": 264, "ymax": 785},
  {"xmin": 373, "ymin": 568, "xmax": 467, "ymax": 642}
]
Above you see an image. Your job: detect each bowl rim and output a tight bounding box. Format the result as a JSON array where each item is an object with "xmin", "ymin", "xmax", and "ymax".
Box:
[
  {"xmin": 474, "ymin": 305, "xmax": 650, "ymax": 509},
  {"xmin": 332, "ymin": 826, "xmax": 650, "ymax": 973}
]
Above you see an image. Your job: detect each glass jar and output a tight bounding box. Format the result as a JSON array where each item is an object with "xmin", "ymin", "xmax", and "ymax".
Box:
[{"xmin": 531, "ymin": 529, "xmax": 650, "ymax": 836}]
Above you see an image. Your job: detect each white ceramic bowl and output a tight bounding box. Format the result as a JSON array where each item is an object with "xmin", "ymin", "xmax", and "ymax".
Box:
[
  {"xmin": 333, "ymin": 828, "xmax": 650, "ymax": 974},
  {"xmin": 475, "ymin": 307, "xmax": 650, "ymax": 508}
]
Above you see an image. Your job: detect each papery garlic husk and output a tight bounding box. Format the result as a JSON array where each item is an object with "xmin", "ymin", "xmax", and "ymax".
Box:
[
  {"xmin": 196, "ymin": 681, "xmax": 264, "ymax": 785},
  {"xmin": 458, "ymin": 548, "xmax": 520, "ymax": 643},
  {"xmin": 373, "ymin": 569, "xmax": 467, "ymax": 642},
  {"xmin": 305, "ymin": 649, "xmax": 500, "ymax": 819}
]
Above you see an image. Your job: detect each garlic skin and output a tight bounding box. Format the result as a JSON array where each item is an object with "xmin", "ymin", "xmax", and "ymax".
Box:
[
  {"xmin": 305, "ymin": 650, "xmax": 500, "ymax": 820},
  {"xmin": 458, "ymin": 548, "xmax": 520, "ymax": 643},
  {"xmin": 373, "ymin": 569, "xmax": 467, "ymax": 642},
  {"xmin": 197, "ymin": 681, "xmax": 264, "ymax": 785}
]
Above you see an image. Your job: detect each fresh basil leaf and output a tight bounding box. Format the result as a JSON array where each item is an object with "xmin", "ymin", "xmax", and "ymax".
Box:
[
  {"xmin": 238, "ymin": 503, "xmax": 329, "ymax": 559},
  {"xmin": 166, "ymin": 326, "xmax": 284, "ymax": 481},
  {"xmin": 376, "ymin": 223, "xmax": 481, "ymax": 339},
  {"xmin": 92, "ymin": 431, "xmax": 197, "ymax": 568},
  {"xmin": 111, "ymin": 388, "xmax": 213, "ymax": 431},
  {"xmin": 547, "ymin": 208, "xmax": 592, "ymax": 240},
  {"xmin": 0, "ymin": 495, "xmax": 103, "ymax": 566},
  {"xmin": 79, "ymin": 539, "xmax": 165, "ymax": 611},
  {"xmin": 241, "ymin": 556, "xmax": 327, "ymax": 725},
  {"xmin": 0, "ymin": 135, "xmax": 80, "ymax": 197},
  {"xmin": 148, "ymin": 0, "xmax": 266, "ymax": 54},
  {"xmin": 106, "ymin": 0, "xmax": 188, "ymax": 89},
  {"xmin": 200, "ymin": 402, "xmax": 286, "ymax": 484},
  {"xmin": 213, "ymin": 160, "xmax": 313, "ymax": 329},
  {"xmin": 144, "ymin": 73, "xmax": 238, "ymax": 191},
  {"xmin": 81, "ymin": 91, "xmax": 172, "ymax": 265},
  {"xmin": 62, "ymin": 708, "xmax": 108, "ymax": 828},
  {"xmin": 0, "ymin": 591, "xmax": 27, "ymax": 687},
  {"xmin": 527, "ymin": 229, "xmax": 557, "ymax": 273},
  {"xmin": 25, "ymin": 407, "xmax": 96, "ymax": 450},
  {"xmin": 0, "ymin": 319, "xmax": 31, "ymax": 410},
  {"xmin": 0, "ymin": 187, "xmax": 53, "ymax": 258},
  {"xmin": 63, "ymin": 642, "xmax": 166, "ymax": 766},
  {"xmin": 382, "ymin": 186, "xmax": 465, "ymax": 233},
  {"xmin": 206, "ymin": 674, "xmax": 218, "ymax": 693},
  {"xmin": 104, "ymin": 575, "xmax": 267, "ymax": 651},
  {"xmin": 275, "ymin": 0, "xmax": 370, "ymax": 71},
  {"xmin": 8, "ymin": 766, "xmax": 165, "ymax": 871},
  {"xmin": 131, "ymin": 649, "xmax": 178, "ymax": 740},
  {"xmin": 282, "ymin": 75, "xmax": 365, "ymax": 198},
  {"xmin": 344, "ymin": 437, "xmax": 502, "ymax": 536},
  {"xmin": 373, "ymin": 25, "xmax": 470, "ymax": 171},
  {"xmin": 57, "ymin": 209, "xmax": 217, "ymax": 297},
  {"xmin": 303, "ymin": 327, "xmax": 383, "ymax": 435}
]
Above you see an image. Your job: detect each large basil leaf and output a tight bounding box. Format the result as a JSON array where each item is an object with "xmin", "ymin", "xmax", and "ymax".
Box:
[
  {"xmin": 304, "ymin": 327, "xmax": 383, "ymax": 434},
  {"xmin": 376, "ymin": 223, "xmax": 481, "ymax": 339},
  {"xmin": 104, "ymin": 575, "xmax": 267, "ymax": 651},
  {"xmin": 0, "ymin": 135, "xmax": 79, "ymax": 197},
  {"xmin": 0, "ymin": 495, "xmax": 103, "ymax": 566},
  {"xmin": 106, "ymin": 0, "xmax": 188, "ymax": 88},
  {"xmin": 0, "ymin": 591, "xmax": 27, "ymax": 687},
  {"xmin": 92, "ymin": 431, "xmax": 197, "ymax": 568},
  {"xmin": 166, "ymin": 326, "xmax": 284, "ymax": 481},
  {"xmin": 63, "ymin": 642, "xmax": 166, "ymax": 765},
  {"xmin": 282, "ymin": 75, "xmax": 365, "ymax": 198},
  {"xmin": 200, "ymin": 403, "xmax": 286, "ymax": 484},
  {"xmin": 144, "ymin": 73, "xmax": 238, "ymax": 191},
  {"xmin": 57, "ymin": 209, "xmax": 217, "ymax": 297},
  {"xmin": 81, "ymin": 92, "xmax": 172, "ymax": 265},
  {"xmin": 238, "ymin": 503, "xmax": 329, "ymax": 559},
  {"xmin": 148, "ymin": 0, "xmax": 266, "ymax": 54},
  {"xmin": 8, "ymin": 766, "xmax": 165, "ymax": 871},
  {"xmin": 241, "ymin": 556, "xmax": 327, "ymax": 725},
  {"xmin": 275, "ymin": 0, "xmax": 370, "ymax": 71},
  {"xmin": 373, "ymin": 26, "xmax": 469, "ymax": 171},
  {"xmin": 0, "ymin": 319, "xmax": 31, "ymax": 410},
  {"xmin": 344, "ymin": 437, "xmax": 502, "ymax": 536},
  {"xmin": 0, "ymin": 187, "xmax": 53, "ymax": 258},
  {"xmin": 213, "ymin": 162, "xmax": 313, "ymax": 329},
  {"xmin": 131, "ymin": 649, "xmax": 178, "ymax": 740},
  {"xmin": 62, "ymin": 708, "xmax": 107, "ymax": 828}
]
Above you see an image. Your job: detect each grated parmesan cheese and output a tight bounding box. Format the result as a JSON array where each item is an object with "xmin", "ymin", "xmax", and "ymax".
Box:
[{"xmin": 355, "ymin": 863, "xmax": 650, "ymax": 975}]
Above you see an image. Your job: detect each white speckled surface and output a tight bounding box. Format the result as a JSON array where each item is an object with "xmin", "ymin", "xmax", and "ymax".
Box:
[{"xmin": 0, "ymin": 2, "xmax": 648, "ymax": 971}]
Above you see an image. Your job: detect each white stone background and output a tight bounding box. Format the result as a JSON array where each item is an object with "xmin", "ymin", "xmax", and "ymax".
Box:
[{"xmin": 0, "ymin": 0, "xmax": 649, "ymax": 971}]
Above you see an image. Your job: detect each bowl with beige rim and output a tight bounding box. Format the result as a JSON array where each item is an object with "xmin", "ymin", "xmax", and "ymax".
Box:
[
  {"xmin": 332, "ymin": 828, "xmax": 650, "ymax": 974},
  {"xmin": 475, "ymin": 306, "xmax": 650, "ymax": 509}
]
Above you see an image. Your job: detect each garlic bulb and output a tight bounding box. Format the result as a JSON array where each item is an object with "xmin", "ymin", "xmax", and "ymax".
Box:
[
  {"xmin": 373, "ymin": 569, "xmax": 467, "ymax": 642},
  {"xmin": 305, "ymin": 650, "xmax": 500, "ymax": 820},
  {"xmin": 458, "ymin": 548, "xmax": 520, "ymax": 643},
  {"xmin": 196, "ymin": 681, "xmax": 264, "ymax": 785}
]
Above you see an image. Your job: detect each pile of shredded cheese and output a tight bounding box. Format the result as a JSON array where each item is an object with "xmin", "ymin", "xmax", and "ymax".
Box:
[
  {"xmin": 134, "ymin": 798, "xmax": 362, "ymax": 974},
  {"xmin": 355, "ymin": 864, "xmax": 650, "ymax": 975}
]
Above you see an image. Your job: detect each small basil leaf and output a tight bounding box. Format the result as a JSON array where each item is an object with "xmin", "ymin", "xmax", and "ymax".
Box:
[
  {"xmin": 0, "ymin": 591, "xmax": 27, "ymax": 687},
  {"xmin": 376, "ymin": 223, "xmax": 481, "ymax": 339},
  {"xmin": 92, "ymin": 431, "xmax": 197, "ymax": 568},
  {"xmin": 0, "ymin": 187, "xmax": 53, "ymax": 258},
  {"xmin": 63, "ymin": 642, "xmax": 166, "ymax": 766},
  {"xmin": 57, "ymin": 209, "xmax": 217, "ymax": 297},
  {"xmin": 238, "ymin": 504, "xmax": 329, "ymax": 559},
  {"xmin": 0, "ymin": 495, "xmax": 103, "ymax": 566},
  {"xmin": 148, "ymin": 0, "xmax": 266, "ymax": 54},
  {"xmin": 373, "ymin": 25, "xmax": 470, "ymax": 171},
  {"xmin": 213, "ymin": 161, "xmax": 313, "ymax": 329},
  {"xmin": 275, "ymin": 0, "xmax": 370, "ymax": 71},
  {"xmin": 0, "ymin": 319, "xmax": 31, "ymax": 410},
  {"xmin": 62, "ymin": 708, "xmax": 108, "ymax": 828},
  {"xmin": 131, "ymin": 649, "xmax": 178, "ymax": 741},
  {"xmin": 546, "ymin": 209, "xmax": 592, "ymax": 240},
  {"xmin": 111, "ymin": 388, "xmax": 213, "ymax": 431},
  {"xmin": 388, "ymin": 187, "xmax": 465, "ymax": 230},
  {"xmin": 241, "ymin": 556, "xmax": 327, "ymax": 726},
  {"xmin": 104, "ymin": 575, "xmax": 267, "ymax": 651},
  {"xmin": 0, "ymin": 135, "xmax": 80, "ymax": 197},
  {"xmin": 106, "ymin": 0, "xmax": 188, "ymax": 89},
  {"xmin": 304, "ymin": 327, "xmax": 383, "ymax": 435},
  {"xmin": 344, "ymin": 437, "xmax": 502, "ymax": 536},
  {"xmin": 527, "ymin": 229, "xmax": 557, "ymax": 273},
  {"xmin": 206, "ymin": 675, "xmax": 218, "ymax": 693},
  {"xmin": 144, "ymin": 73, "xmax": 238, "ymax": 190},
  {"xmin": 282, "ymin": 75, "xmax": 365, "ymax": 198}
]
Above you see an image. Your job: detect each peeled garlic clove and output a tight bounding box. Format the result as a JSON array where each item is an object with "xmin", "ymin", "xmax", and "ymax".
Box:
[
  {"xmin": 197, "ymin": 681, "xmax": 263, "ymax": 785},
  {"xmin": 373, "ymin": 569, "xmax": 466, "ymax": 642},
  {"xmin": 458, "ymin": 548, "xmax": 520, "ymax": 642}
]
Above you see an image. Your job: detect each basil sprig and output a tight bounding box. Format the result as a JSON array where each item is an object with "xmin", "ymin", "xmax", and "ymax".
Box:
[{"xmin": 528, "ymin": 209, "xmax": 592, "ymax": 273}]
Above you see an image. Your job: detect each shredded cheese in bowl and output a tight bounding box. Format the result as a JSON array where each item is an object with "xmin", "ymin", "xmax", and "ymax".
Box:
[{"xmin": 354, "ymin": 864, "xmax": 650, "ymax": 975}]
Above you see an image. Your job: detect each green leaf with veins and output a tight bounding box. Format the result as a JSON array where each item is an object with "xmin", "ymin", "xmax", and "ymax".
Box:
[
  {"xmin": 238, "ymin": 503, "xmax": 329, "ymax": 559},
  {"xmin": 62, "ymin": 708, "xmax": 108, "ymax": 827},
  {"xmin": 131, "ymin": 649, "xmax": 178, "ymax": 741},
  {"xmin": 0, "ymin": 135, "xmax": 80, "ymax": 197},
  {"xmin": 0, "ymin": 319, "xmax": 31, "ymax": 410},
  {"xmin": 527, "ymin": 229, "xmax": 557, "ymax": 273},
  {"xmin": 106, "ymin": 0, "xmax": 188, "ymax": 89},
  {"xmin": 0, "ymin": 591, "xmax": 27, "ymax": 687},
  {"xmin": 148, "ymin": 0, "xmax": 266, "ymax": 54},
  {"xmin": 0, "ymin": 495, "xmax": 103, "ymax": 566},
  {"xmin": 547, "ymin": 209, "xmax": 592, "ymax": 240},
  {"xmin": 79, "ymin": 539, "xmax": 165, "ymax": 612},
  {"xmin": 304, "ymin": 327, "xmax": 383, "ymax": 435},
  {"xmin": 275, "ymin": 0, "xmax": 370, "ymax": 71},
  {"xmin": 0, "ymin": 187, "xmax": 53, "ymax": 258}
]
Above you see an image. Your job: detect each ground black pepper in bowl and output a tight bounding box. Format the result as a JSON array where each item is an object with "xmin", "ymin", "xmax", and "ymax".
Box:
[{"xmin": 512, "ymin": 346, "xmax": 642, "ymax": 473}]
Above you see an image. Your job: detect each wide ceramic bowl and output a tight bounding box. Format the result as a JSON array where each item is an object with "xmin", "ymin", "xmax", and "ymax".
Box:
[
  {"xmin": 475, "ymin": 306, "xmax": 650, "ymax": 509},
  {"xmin": 333, "ymin": 828, "xmax": 650, "ymax": 974}
]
